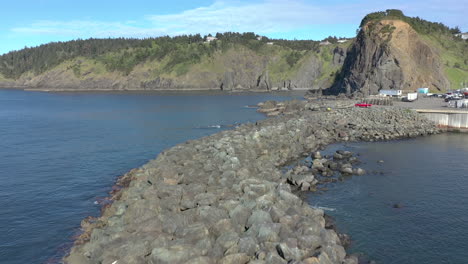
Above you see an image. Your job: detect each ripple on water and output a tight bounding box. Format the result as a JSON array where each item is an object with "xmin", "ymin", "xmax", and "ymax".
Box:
[
  {"xmin": 0, "ymin": 89, "xmax": 303, "ymax": 263},
  {"xmin": 308, "ymin": 133, "xmax": 468, "ymax": 264}
]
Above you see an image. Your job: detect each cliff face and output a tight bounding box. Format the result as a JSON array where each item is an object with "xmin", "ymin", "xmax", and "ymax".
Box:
[
  {"xmin": 328, "ymin": 20, "xmax": 450, "ymax": 95},
  {"xmin": 0, "ymin": 45, "xmax": 348, "ymax": 91}
]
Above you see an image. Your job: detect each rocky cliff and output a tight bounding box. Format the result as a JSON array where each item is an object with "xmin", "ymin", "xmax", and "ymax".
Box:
[
  {"xmin": 328, "ymin": 20, "xmax": 452, "ymax": 95},
  {"xmin": 0, "ymin": 44, "xmax": 348, "ymax": 92}
]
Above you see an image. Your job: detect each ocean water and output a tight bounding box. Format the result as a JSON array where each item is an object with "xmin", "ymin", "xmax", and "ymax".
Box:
[
  {"xmin": 2, "ymin": 90, "xmax": 467, "ymax": 264},
  {"xmin": 308, "ymin": 134, "xmax": 468, "ymax": 264},
  {"xmin": 0, "ymin": 89, "xmax": 302, "ymax": 264}
]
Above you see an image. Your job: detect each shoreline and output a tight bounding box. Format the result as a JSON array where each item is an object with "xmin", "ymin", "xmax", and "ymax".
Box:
[
  {"xmin": 1, "ymin": 86, "xmax": 310, "ymax": 94},
  {"xmin": 65, "ymin": 103, "xmax": 439, "ymax": 264}
]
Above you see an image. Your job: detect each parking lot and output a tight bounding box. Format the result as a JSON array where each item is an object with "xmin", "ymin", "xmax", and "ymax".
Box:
[{"xmin": 393, "ymin": 96, "xmax": 468, "ymax": 111}]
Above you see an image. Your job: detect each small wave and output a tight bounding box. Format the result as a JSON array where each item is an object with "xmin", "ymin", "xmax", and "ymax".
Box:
[
  {"xmin": 313, "ymin": 206, "xmax": 336, "ymax": 212},
  {"xmin": 244, "ymin": 105, "xmax": 258, "ymax": 109},
  {"xmin": 194, "ymin": 125, "xmax": 222, "ymax": 129},
  {"xmin": 195, "ymin": 123, "xmax": 240, "ymax": 129}
]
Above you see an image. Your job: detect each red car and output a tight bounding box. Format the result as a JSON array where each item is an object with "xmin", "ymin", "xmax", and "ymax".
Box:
[{"xmin": 355, "ymin": 103, "xmax": 372, "ymax": 108}]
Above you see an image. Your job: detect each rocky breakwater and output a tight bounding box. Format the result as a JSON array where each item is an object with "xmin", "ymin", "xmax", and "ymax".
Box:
[
  {"xmin": 65, "ymin": 106, "xmax": 439, "ymax": 264},
  {"xmin": 257, "ymin": 99, "xmax": 357, "ymax": 117}
]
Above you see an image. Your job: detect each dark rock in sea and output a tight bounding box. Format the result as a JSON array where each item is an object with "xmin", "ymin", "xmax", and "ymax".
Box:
[
  {"xmin": 324, "ymin": 214, "xmax": 337, "ymax": 230},
  {"xmin": 393, "ymin": 203, "xmax": 404, "ymax": 208},
  {"xmin": 338, "ymin": 233, "xmax": 352, "ymax": 249}
]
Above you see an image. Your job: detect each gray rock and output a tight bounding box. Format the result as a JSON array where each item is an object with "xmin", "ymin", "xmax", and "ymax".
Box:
[
  {"xmin": 256, "ymin": 223, "xmax": 281, "ymax": 243},
  {"xmin": 194, "ymin": 192, "xmax": 217, "ymax": 206},
  {"xmin": 265, "ymin": 252, "xmax": 287, "ymax": 264},
  {"xmin": 300, "ymin": 181, "xmax": 311, "ymax": 191},
  {"xmin": 276, "ymin": 243, "xmax": 301, "ymax": 261},
  {"xmin": 247, "ymin": 210, "xmax": 273, "ymax": 227},
  {"xmin": 219, "ymin": 253, "xmax": 250, "ymax": 264},
  {"xmin": 215, "ymin": 231, "xmax": 240, "ymax": 251},
  {"xmin": 238, "ymin": 237, "xmax": 258, "ymax": 256},
  {"xmin": 185, "ymin": 256, "xmax": 216, "ymax": 264},
  {"xmin": 229, "ymin": 205, "xmax": 252, "ymax": 227},
  {"xmin": 150, "ymin": 245, "xmax": 199, "ymax": 264},
  {"xmin": 343, "ymin": 255, "xmax": 359, "ymax": 264}
]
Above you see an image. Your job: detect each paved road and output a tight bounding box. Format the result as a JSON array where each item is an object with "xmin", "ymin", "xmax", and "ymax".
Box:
[{"xmin": 393, "ymin": 97, "xmax": 468, "ymax": 111}]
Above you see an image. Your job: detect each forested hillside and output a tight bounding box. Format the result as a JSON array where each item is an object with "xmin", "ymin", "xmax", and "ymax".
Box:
[{"xmin": 0, "ymin": 32, "xmax": 350, "ymax": 91}]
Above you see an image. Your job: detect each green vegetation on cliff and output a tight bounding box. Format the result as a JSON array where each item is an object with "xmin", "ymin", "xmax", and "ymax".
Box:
[
  {"xmin": 360, "ymin": 9, "xmax": 461, "ymax": 35},
  {"xmin": 0, "ymin": 32, "xmax": 351, "ymax": 90},
  {"xmin": 0, "ymin": 33, "xmax": 326, "ymax": 80},
  {"xmin": 329, "ymin": 9, "xmax": 468, "ymax": 94}
]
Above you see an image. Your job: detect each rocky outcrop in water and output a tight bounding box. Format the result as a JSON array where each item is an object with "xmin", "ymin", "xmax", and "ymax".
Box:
[
  {"xmin": 65, "ymin": 105, "xmax": 438, "ymax": 264},
  {"xmin": 328, "ymin": 20, "xmax": 450, "ymax": 95}
]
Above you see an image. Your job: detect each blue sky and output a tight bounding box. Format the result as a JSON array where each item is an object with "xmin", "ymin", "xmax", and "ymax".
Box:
[{"xmin": 1, "ymin": 0, "xmax": 467, "ymax": 54}]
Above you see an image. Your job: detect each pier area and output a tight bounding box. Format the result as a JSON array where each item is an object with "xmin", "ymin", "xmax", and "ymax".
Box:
[{"xmin": 393, "ymin": 97, "xmax": 468, "ymax": 131}]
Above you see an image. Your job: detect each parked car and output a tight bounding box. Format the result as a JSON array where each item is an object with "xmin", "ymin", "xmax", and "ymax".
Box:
[{"xmin": 445, "ymin": 96, "xmax": 462, "ymax": 102}]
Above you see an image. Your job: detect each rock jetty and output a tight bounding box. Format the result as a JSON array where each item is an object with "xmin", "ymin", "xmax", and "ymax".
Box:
[{"xmin": 65, "ymin": 105, "xmax": 438, "ymax": 264}]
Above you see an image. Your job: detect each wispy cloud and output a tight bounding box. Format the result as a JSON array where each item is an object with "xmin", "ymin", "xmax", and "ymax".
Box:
[
  {"xmin": 9, "ymin": 0, "xmax": 468, "ymax": 40},
  {"xmin": 146, "ymin": 0, "xmax": 342, "ymax": 34},
  {"xmin": 12, "ymin": 20, "xmax": 169, "ymax": 38},
  {"xmin": 9, "ymin": 0, "xmax": 361, "ymax": 39}
]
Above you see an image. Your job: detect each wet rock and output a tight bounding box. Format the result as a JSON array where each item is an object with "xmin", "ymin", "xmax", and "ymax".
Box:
[
  {"xmin": 336, "ymin": 150, "xmax": 352, "ymax": 158},
  {"xmin": 343, "ymin": 255, "xmax": 359, "ymax": 264},
  {"xmin": 301, "ymin": 181, "xmax": 311, "ymax": 191},
  {"xmin": 354, "ymin": 168, "xmax": 366, "ymax": 175},
  {"xmin": 313, "ymin": 151, "xmax": 322, "ymax": 159},
  {"xmin": 338, "ymin": 233, "xmax": 352, "ymax": 248},
  {"xmin": 333, "ymin": 153, "xmax": 344, "ymax": 160},
  {"xmin": 340, "ymin": 166, "xmax": 353, "ymax": 175}
]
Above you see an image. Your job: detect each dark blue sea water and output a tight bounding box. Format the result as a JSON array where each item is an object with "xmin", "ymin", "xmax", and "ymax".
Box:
[
  {"xmin": 0, "ymin": 89, "xmax": 302, "ymax": 264},
  {"xmin": 2, "ymin": 90, "xmax": 468, "ymax": 264},
  {"xmin": 308, "ymin": 134, "xmax": 468, "ymax": 264}
]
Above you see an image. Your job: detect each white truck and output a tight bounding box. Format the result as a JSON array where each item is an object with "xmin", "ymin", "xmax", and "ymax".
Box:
[
  {"xmin": 404, "ymin": 93, "xmax": 418, "ymax": 102},
  {"xmin": 379, "ymin": 89, "xmax": 402, "ymax": 97}
]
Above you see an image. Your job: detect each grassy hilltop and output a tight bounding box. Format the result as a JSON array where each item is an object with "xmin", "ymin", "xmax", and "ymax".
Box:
[{"xmin": 329, "ymin": 9, "xmax": 468, "ymax": 94}]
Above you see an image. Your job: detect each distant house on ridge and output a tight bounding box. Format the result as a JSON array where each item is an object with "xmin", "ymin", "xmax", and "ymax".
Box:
[
  {"xmin": 455, "ymin": 33, "xmax": 468, "ymax": 40},
  {"xmin": 205, "ymin": 36, "xmax": 218, "ymax": 42},
  {"xmin": 319, "ymin": 40, "xmax": 331, "ymax": 46}
]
